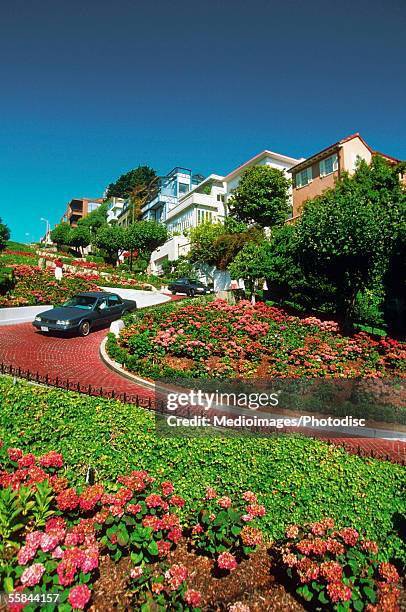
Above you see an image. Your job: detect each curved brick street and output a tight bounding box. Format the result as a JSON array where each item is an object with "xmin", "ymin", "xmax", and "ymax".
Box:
[{"xmin": 0, "ymin": 321, "xmax": 405, "ymax": 464}]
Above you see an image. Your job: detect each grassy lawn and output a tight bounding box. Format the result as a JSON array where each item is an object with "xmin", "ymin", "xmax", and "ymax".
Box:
[{"xmin": 0, "ymin": 376, "xmax": 405, "ymax": 566}]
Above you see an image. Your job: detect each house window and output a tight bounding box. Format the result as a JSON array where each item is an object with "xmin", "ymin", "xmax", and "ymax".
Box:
[
  {"xmin": 319, "ymin": 154, "xmax": 338, "ymax": 177},
  {"xmin": 295, "ymin": 167, "xmax": 312, "ymax": 188},
  {"xmin": 197, "ymin": 209, "xmax": 213, "ymax": 224},
  {"xmin": 217, "ymin": 194, "xmax": 225, "ymax": 202},
  {"xmin": 178, "ymin": 183, "xmax": 189, "ymax": 194}
]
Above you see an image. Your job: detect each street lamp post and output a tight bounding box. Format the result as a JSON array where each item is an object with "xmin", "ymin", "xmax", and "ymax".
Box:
[{"xmin": 40, "ymin": 218, "xmax": 50, "ymax": 244}]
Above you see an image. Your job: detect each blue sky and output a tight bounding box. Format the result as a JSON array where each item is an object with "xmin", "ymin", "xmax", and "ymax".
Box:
[{"xmin": 1, "ymin": 0, "xmax": 405, "ymax": 242}]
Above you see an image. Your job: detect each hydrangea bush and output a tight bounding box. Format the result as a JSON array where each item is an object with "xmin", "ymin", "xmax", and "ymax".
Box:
[
  {"xmin": 280, "ymin": 519, "xmax": 401, "ymax": 611},
  {"xmin": 110, "ymin": 299, "xmax": 406, "ymax": 379}
]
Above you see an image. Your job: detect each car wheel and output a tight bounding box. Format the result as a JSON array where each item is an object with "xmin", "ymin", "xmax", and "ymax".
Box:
[{"xmin": 79, "ymin": 321, "xmax": 90, "ymax": 337}]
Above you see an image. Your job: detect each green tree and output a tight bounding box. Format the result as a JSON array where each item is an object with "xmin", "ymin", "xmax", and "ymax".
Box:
[
  {"xmin": 296, "ymin": 157, "xmax": 405, "ymax": 330},
  {"xmin": 124, "ymin": 221, "xmax": 167, "ymax": 269},
  {"xmin": 50, "ymin": 223, "xmax": 72, "ymax": 249},
  {"xmin": 68, "ymin": 226, "xmax": 91, "ymax": 256},
  {"xmin": 228, "ymin": 165, "xmax": 291, "ymax": 227},
  {"xmin": 0, "ymin": 217, "xmax": 10, "ymax": 251},
  {"xmin": 188, "ymin": 222, "xmax": 227, "ymax": 268},
  {"xmin": 93, "ymin": 225, "xmax": 125, "ymax": 264},
  {"xmin": 228, "ymin": 241, "xmax": 273, "ymax": 297},
  {"xmin": 106, "ymin": 166, "xmax": 157, "ymax": 199},
  {"xmin": 77, "ymin": 202, "xmax": 108, "ymax": 231},
  {"xmin": 189, "ymin": 221, "xmax": 264, "ymax": 270}
]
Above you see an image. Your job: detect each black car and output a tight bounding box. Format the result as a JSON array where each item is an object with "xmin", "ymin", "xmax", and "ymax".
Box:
[
  {"xmin": 167, "ymin": 278, "xmax": 210, "ymax": 297},
  {"xmin": 32, "ymin": 291, "xmax": 137, "ymax": 336}
]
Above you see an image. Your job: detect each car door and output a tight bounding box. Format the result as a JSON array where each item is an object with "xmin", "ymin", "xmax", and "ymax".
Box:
[
  {"xmin": 107, "ymin": 294, "xmax": 124, "ymax": 322},
  {"xmin": 95, "ymin": 297, "xmax": 111, "ymax": 326}
]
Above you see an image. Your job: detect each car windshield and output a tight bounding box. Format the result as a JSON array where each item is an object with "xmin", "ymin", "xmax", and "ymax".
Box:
[{"xmin": 62, "ymin": 296, "xmax": 97, "ymax": 310}]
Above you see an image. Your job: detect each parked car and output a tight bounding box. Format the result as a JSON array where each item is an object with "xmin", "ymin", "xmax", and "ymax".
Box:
[
  {"xmin": 167, "ymin": 278, "xmax": 211, "ymax": 297},
  {"xmin": 32, "ymin": 291, "xmax": 137, "ymax": 336}
]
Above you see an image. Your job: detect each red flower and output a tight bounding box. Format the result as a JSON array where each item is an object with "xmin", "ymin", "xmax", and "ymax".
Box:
[
  {"xmin": 39, "ymin": 451, "xmax": 64, "ymax": 468},
  {"xmin": 57, "ymin": 487, "xmax": 80, "ymax": 511},
  {"xmin": 7, "ymin": 447, "xmax": 23, "ymax": 461},
  {"xmin": 184, "ymin": 589, "xmax": 202, "ymax": 607},
  {"xmin": 170, "ymin": 495, "xmax": 186, "ymax": 507}
]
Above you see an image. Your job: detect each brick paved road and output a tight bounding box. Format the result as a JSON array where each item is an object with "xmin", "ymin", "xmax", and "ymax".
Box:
[{"xmin": 0, "ymin": 315, "xmax": 404, "ymax": 464}]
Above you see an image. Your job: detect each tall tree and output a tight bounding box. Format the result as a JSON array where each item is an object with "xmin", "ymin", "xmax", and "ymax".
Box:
[
  {"xmin": 50, "ymin": 223, "xmax": 72, "ymax": 249},
  {"xmin": 0, "ymin": 217, "xmax": 10, "ymax": 251},
  {"xmin": 106, "ymin": 165, "xmax": 157, "ymax": 199},
  {"xmin": 228, "ymin": 165, "xmax": 291, "ymax": 227},
  {"xmin": 296, "ymin": 157, "xmax": 405, "ymax": 330}
]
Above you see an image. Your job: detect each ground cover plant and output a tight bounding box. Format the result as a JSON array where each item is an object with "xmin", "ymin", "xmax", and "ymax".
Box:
[
  {"xmin": 0, "ymin": 377, "xmax": 405, "ymax": 571},
  {"xmin": 108, "ymin": 298, "xmax": 406, "ymax": 380}
]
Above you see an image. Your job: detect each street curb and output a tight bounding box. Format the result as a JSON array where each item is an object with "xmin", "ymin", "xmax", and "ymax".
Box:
[{"xmin": 99, "ymin": 337, "xmax": 156, "ymax": 391}]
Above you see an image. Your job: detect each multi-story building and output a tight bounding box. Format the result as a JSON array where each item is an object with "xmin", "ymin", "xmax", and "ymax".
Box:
[
  {"xmin": 149, "ymin": 174, "xmax": 226, "ymax": 273},
  {"xmin": 224, "ymin": 149, "xmax": 304, "ymax": 216},
  {"xmin": 62, "ymin": 197, "xmax": 104, "ymax": 227},
  {"xmin": 141, "ymin": 167, "xmax": 204, "ymax": 223},
  {"xmin": 288, "ymin": 133, "xmax": 403, "ymax": 218},
  {"xmin": 106, "ymin": 197, "xmax": 126, "ymax": 224}
]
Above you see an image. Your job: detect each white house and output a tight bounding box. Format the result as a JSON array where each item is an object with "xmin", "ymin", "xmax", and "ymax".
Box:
[
  {"xmin": 223, "ymin": 149, "xmax": 304, "ymax": 217},
  {"xmin": 148, "ymin": 173, "xmax": 226, "ymax": 274},
  {"xmin": 106, "ymin": 197, "xmax": 126, "ymax": 223}
]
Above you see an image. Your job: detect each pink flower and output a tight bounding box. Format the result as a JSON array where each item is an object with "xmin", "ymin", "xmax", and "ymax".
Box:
[
  {"xmin": 157, "ymin": 540, "xmax": 171, "ymax": 558},
  {"xmin": 170, "ymin": 495, "xmax": 185, "ymax": 507},
  {"xmin": 338, "ymin": 527, "xmax": 359, "ymax": 546},
  {"xmin": 217, "ymin": 552, "xmax": 238, "ymax": 571},
  {"xmin": 40, "ymin": 533, "xmax": 59, "ymax": 552},
  {"xmin": 68, "ymin": 584, "xmax": 91, "ymax": 610},
  {"xmin": 285, "ymin": 525, "xmax": 299, "ymax": 539},
  {"xmin": 126, "ymin": 503, "xmax": 142, "ymax": 515},
  {"xmin": 168, "ymin": 527, "xmax": 182, "ymax": 543},
  {"xmin": 327, "ymin": 581, "xmax": 352, "ymax": 603},
  {"xmin": 20, "ymin": 563, "xmax": 45, "ymax": 587},
  {"xmin": 166, "ymin": 563, "xmax": 188, "ymax": 590},
  {"xmin": 218, "ymin": 496, "xmax": 232, "ymax": 508},
  {"xmin": 361, "ymin": 540, "xmax": 379, "ymax": 555},
  {"xmin": 17, "ymin": 544, "xmax": 37, "ymax": 565},
  {"xmin": 379, "ymin": 562, "xmax": 400, "ymax": 583},
  {"xmin": 184, "ymin": 589, "xmax": 202, "ymax": 607},
  {"xmin": 320, "ymin": 561, "xmax": 343, "ymax": 583},
  {"xmin": 79, "ymin": 484, "xmax": 104, "ymax": 511},
  {"xmin": 81, "ymin": 546, "xmax": 99, "ymax": 573},
  {"xmin": 145, "ymin": 493, "xmax": 164, "ymax": 508},
  {"xmin": 205, "ymin": 486, "xmax": 217, "ymax": 500},
  {"xmin": 130, "ymin": 567, "xmax": 143, "ymax": 580},
  {"xmin": 242, "ymin": 491, "xmax": 257, "ymax": 504},
  {"xmin": 246, "ymin": 504, "xmax": 265, "ymax": 518}
]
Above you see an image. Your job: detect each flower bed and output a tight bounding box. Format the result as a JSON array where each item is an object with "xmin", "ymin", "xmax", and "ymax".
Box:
[
  {"xmin": 108, "ymin": 299, "xmax": 406, "ymax": 379},
  {"xmin": 0, "ymin": 442, "xmax": 270, "ymax": 611},
  {"xmin": 1, "ymin": 438, "xmax": 403, "ymax": 611},
  {"xmin": 0, "ymin": 265, "xmax": 100, "ymax": 307},
  {"xmin": 1, "ymin": 378, "xmax": 405, "ymax": 568}
]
